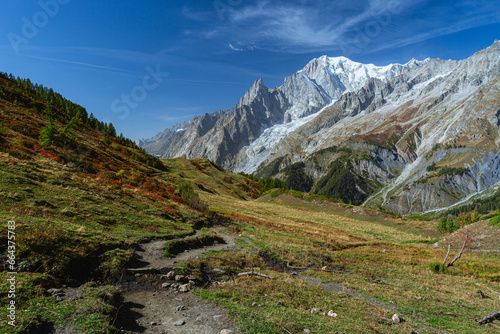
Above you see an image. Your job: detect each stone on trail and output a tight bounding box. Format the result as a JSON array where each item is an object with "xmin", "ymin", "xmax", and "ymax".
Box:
[
  {"xmin": 161, "ymin": 283, "xmax": 171, "ymax": 288},
  {"xmin": 166, "ymin": 270, "xmax": 175, "ymax": 279},
  {"xmin": 178, "ymin": 283, "xmax": 191, "ymax": 292},
  {"xmin": 310, "ymin": 308, "xmax": 321, "ymax": 314},
  {"xmin": 392, "ymin": 313, "xmax": 401, "ymax": 323},
  {"xmin": 175, "ymin": 274, "xmax": 185, "ymax": 282},
  {"xmin": 173, "ymin": 320, "xmax": 186, "ymax": 326},
  {"xmin": 220, "ymin": 330, "xmax": 233, "ymax": 334}
]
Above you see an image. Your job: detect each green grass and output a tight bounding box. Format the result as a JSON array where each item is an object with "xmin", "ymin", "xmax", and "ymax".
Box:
[
  {"xmin": 0, "ymin": 274, "xmax": 120, "ymax": 333},
  {"xmin": 488, "ymin": 215, "xmax": 500, "ymax": 228}
]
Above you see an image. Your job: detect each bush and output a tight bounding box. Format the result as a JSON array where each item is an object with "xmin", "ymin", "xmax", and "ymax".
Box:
[
  {"xmin": 178, "ymin": 181, "xmax": 207, "ymax": 211},
  {"xmin": 437, "ymin": 211, "xmax": 480, "ymax": 233},
  {"xmin": 270, "ymin": 189, "xmax": 281, "ymax": 198},
  {"xmin": 429, "ymin": 262, "xmax": 447, "ymax": 274},
  {"xmin": 488, "ymin": 215, "xmax": 500, "ymax": 228},
  {"xmin": 437, "ymin": 217, "xmax": 460, "ymax": 233}
]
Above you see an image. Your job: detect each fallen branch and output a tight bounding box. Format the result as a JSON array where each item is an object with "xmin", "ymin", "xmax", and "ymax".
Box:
[
  {"xmin": 478, "ymin": 312, "xmax": 500, "ymax": 325},
  {"xmin": 237, "ymin": 271, "xmax": 275, "ymax": 279},
  {"xmin": 286, "ymin": 263, "xmax": 337, "ymax": 272},
  {"xmin": 485, "ymin": 286, "xmax": 500, "ymax": 295}
]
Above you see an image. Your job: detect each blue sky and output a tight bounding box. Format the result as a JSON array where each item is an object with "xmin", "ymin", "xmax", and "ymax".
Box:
[{"xmin": 1, "ymin": 0, "xmax": 499, "ymax": 140}]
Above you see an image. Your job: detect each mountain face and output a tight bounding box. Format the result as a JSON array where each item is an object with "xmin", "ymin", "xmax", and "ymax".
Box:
[
  {"xmin": 138, "ymin": 56, "xmax": 415, "ymax": 172},
  {"xmin": 140, "ymin": 41, "xmax": 500, "ymax": 215}
]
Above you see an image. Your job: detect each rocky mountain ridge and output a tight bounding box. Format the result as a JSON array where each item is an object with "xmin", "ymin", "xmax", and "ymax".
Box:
[
  {"xmin": 138, "ymin": 56, "xmax": 421, "ymax": 171},
  {"xmin": 140, "ymin": 41, "xmax": 500, "ymax": 215}
]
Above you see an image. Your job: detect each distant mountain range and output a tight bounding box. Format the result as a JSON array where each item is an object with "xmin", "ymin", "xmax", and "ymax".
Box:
[{"xmin": 138, "ymin": 40, "xmax": 500, "ymax": 215}]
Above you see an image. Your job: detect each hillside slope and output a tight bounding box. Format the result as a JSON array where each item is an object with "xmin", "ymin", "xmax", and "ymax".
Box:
[{"xmin": 0, "ymin": 73, "xmax": 261, "ymax": 332}]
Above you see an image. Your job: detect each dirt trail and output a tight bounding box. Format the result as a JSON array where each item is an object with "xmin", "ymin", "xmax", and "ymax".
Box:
[{"xmin": 115, "ymin": 228, "xmax": 242, "ymax": 334}]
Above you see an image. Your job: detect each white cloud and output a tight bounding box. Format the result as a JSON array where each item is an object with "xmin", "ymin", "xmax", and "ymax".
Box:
[
  {"xmin": 229, "ymin": 43, "xmax": 244, "ymax": 51},
  {"xmin": 199, "ymin": 0, "xmax": 500, "ymax": 55}
]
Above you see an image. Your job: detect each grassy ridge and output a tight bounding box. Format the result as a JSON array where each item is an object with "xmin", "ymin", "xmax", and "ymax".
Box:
[{"xmin": 0, "ymin": 74, "xmax": 262, "ymax": 332}]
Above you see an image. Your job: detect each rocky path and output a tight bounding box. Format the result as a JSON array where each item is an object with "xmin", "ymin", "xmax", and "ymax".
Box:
[{"xmin": 115, "ymin": 228, "xmax": 241, "ymax": 334}]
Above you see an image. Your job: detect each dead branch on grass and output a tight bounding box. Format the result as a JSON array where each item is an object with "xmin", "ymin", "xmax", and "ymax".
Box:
[
  {"xmin": 478, "ymin": 312, "xmax": 500, "ymax": 325},
  {"xmin": 485, "ymin": 286, "xmax": 500, "ymax": 296},
  {"xmin": 286, "ymin": 263, "xmax": 344, "ymax": 273},
  {"xmin": 237, "ymin": 271, "xmax": 275, "ymax": 279}
]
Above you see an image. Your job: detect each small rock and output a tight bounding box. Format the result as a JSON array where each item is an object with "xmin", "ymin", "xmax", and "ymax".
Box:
[
  {"xmin": 150, "ymin": 321, "xmax": 157, "ymax": 326},
  {"xmin": 220, "ymin": 330, "xmax": 233, "ymax": 334},
  {"xmin": 56, "ymin": 296, "xmax": 62, "ymax": 302},
  {"xmin": 304, "ymin": 329, "xmax": 311, "ymax": 333},
  {"xmin": 47, "ymin": 288, "xmax": 62, "ymax": 296},
  {"xmin": 212, "ymin": 268, "xmax": 226, "ymax": 274},
  {"xmin": 392, "ymin": 313, "xmax": 401, "ymax": 323},
  {"xmin": 135, "ymin": 273, "xmax": 142, "ymax": 277},
  {"xmin": 161, "ymin": 283, "xmax": 171, "ymax": 288},
  {"xmin": 176, "ymin": 306, "xmax": 186, "ymax": 311},
  {"xmin": 321, "ymin": 266, "xmax": 328, "ymax": 271},
  {"xmin": 327, "ymin": 310, "xmax": 338, "ymax": 317},
  {"xmin": 178, "ymin": 284, "xmax": 191, "ymax": 293},
  {"xmin": 186, "ymin": 275, "xmax": 196, "ymax": 280},
  {"xmin": 310, "ymin": 308, "xmax": 321, "ymax": 314},
  {"xmin": 175, "ymin": 275, "xmax": 185, "ymax": 282},
  {"xmin": 213, "ymin": 315, "xmax": 223, "ymax": 319},
  {"xmin": 251, "ymin": 302, "xmax": 260, "ymax": 307},
  {"xmin": 173, "ymin": 320, "xmax": 186, "ymax": 326},
  {"xmin": 160, "ymin": 275, "xmax": 167, "ymax": 279},
  {"xmin": 166, "ymin": 271, "xmax": 175, "ymax": 279}
]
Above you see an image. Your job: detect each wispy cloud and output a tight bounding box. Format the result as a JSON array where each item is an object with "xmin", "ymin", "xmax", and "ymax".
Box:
[
  {"xmin": 196, "ymin": 0, "xmax": 500, "ymax": 55},
  {"xmin": 16, "ymin": 54, "xmax": 145, "ymax": 76},
  {"xmin": 228, "ymin": 43, "xmax": 244, "ymax": 51}
]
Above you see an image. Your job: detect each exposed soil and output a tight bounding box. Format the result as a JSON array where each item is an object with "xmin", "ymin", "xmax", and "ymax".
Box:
[
  {"xmin": 115, "ymin": 228, "xmax": 243, "ymax": 334},
  {"xmin": 436, "ymin": 220, "xmax": 500, "ymax": 251}
]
